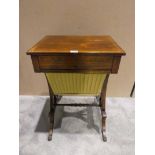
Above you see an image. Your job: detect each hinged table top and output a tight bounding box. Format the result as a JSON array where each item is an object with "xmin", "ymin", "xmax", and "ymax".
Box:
[{"xmin": 27, "ymin": 35, "xmax": 125, "ymax": 55}]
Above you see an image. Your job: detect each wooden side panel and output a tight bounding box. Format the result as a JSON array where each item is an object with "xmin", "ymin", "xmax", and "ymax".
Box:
[
  {"xmin": 111, "ymin": 56, "xmax": 121, "ymax": 73},
  {"xmin": 31, "ymin": 56, "xmax": 40, "ymax": 72}
]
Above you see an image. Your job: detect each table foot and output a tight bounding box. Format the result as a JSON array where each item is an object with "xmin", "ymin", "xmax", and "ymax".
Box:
[
  {"xmin": 101, "ymin": 128, "xmax": 107, "ymax": 142},
  {"xmin": 48, "ymin": 133, "xmax": 52, "ymax": 141},
  {"xmin": 48, "ymin": 111, "xmax": 54, "ymax": 141},
  {"xmin": 101, "ymin": 110, "xmax": 107, "ymax": 142}
]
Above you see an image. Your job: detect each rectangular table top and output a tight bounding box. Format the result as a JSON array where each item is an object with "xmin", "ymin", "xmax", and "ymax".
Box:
[{"xmin": 27, "ymin": 35, "xmax": 125, "ymax": 55}]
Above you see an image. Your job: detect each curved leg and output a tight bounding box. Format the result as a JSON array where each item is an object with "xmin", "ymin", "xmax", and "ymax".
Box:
[
  {"xmin": 48, "ymin": 95, "xmax": 56, "ymax": 141},
  {"xmin": 45, "ymin": 74, "xmax": 57, "ymax": 141},
  {"xmin": 101, "ymin": 109, "xmax": 107, "ymax": 142},
  {"xmin": 48, "ymin": 107, "xmax": 55, "ymax": 141},
  {"xmin": 100, "ymin": 74, "xmax": 109, "ymax": 142}
]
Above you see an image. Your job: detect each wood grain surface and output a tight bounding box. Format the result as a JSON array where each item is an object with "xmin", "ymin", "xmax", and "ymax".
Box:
[
  {"xmin": 27, "ymin": 36, "xmax": 125, "ymax": 73},
  {"xmin": 27, "ymin": 35, "xmax": 125, "ymax": 55}
]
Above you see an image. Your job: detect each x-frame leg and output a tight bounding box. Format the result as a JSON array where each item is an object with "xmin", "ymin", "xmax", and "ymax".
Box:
[{"xmin": 45, "ymin": 74, "xmax": 109, "ymax": 142}]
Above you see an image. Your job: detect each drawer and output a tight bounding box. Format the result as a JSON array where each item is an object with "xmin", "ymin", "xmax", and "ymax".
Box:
[
  {"xmin": 38, "ymin": 55, "xmax": 113, "ymax": 70},
  {"xmin": 28, "ymin": 36, "xmax": 125, "ymax": 73},
  {"xmin": 31, "ymin": 54, "xmax": 121, "ymax": 73}
]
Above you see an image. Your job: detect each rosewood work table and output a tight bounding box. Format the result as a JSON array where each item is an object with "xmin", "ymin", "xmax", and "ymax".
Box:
[{"xmin": 27, "ymin": 35, "xmax": 125, "ymax": 141}]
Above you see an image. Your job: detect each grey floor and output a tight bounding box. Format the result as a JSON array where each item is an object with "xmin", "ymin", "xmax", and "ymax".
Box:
[{"xmin": 19, "ymin": 96, "xmax": 135, "ymax": 155}]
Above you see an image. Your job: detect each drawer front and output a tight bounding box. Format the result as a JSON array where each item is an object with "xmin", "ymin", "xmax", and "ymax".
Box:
[{"xmin": 37, "ymin": 55, "xmax": 113, "ymax": 70}]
